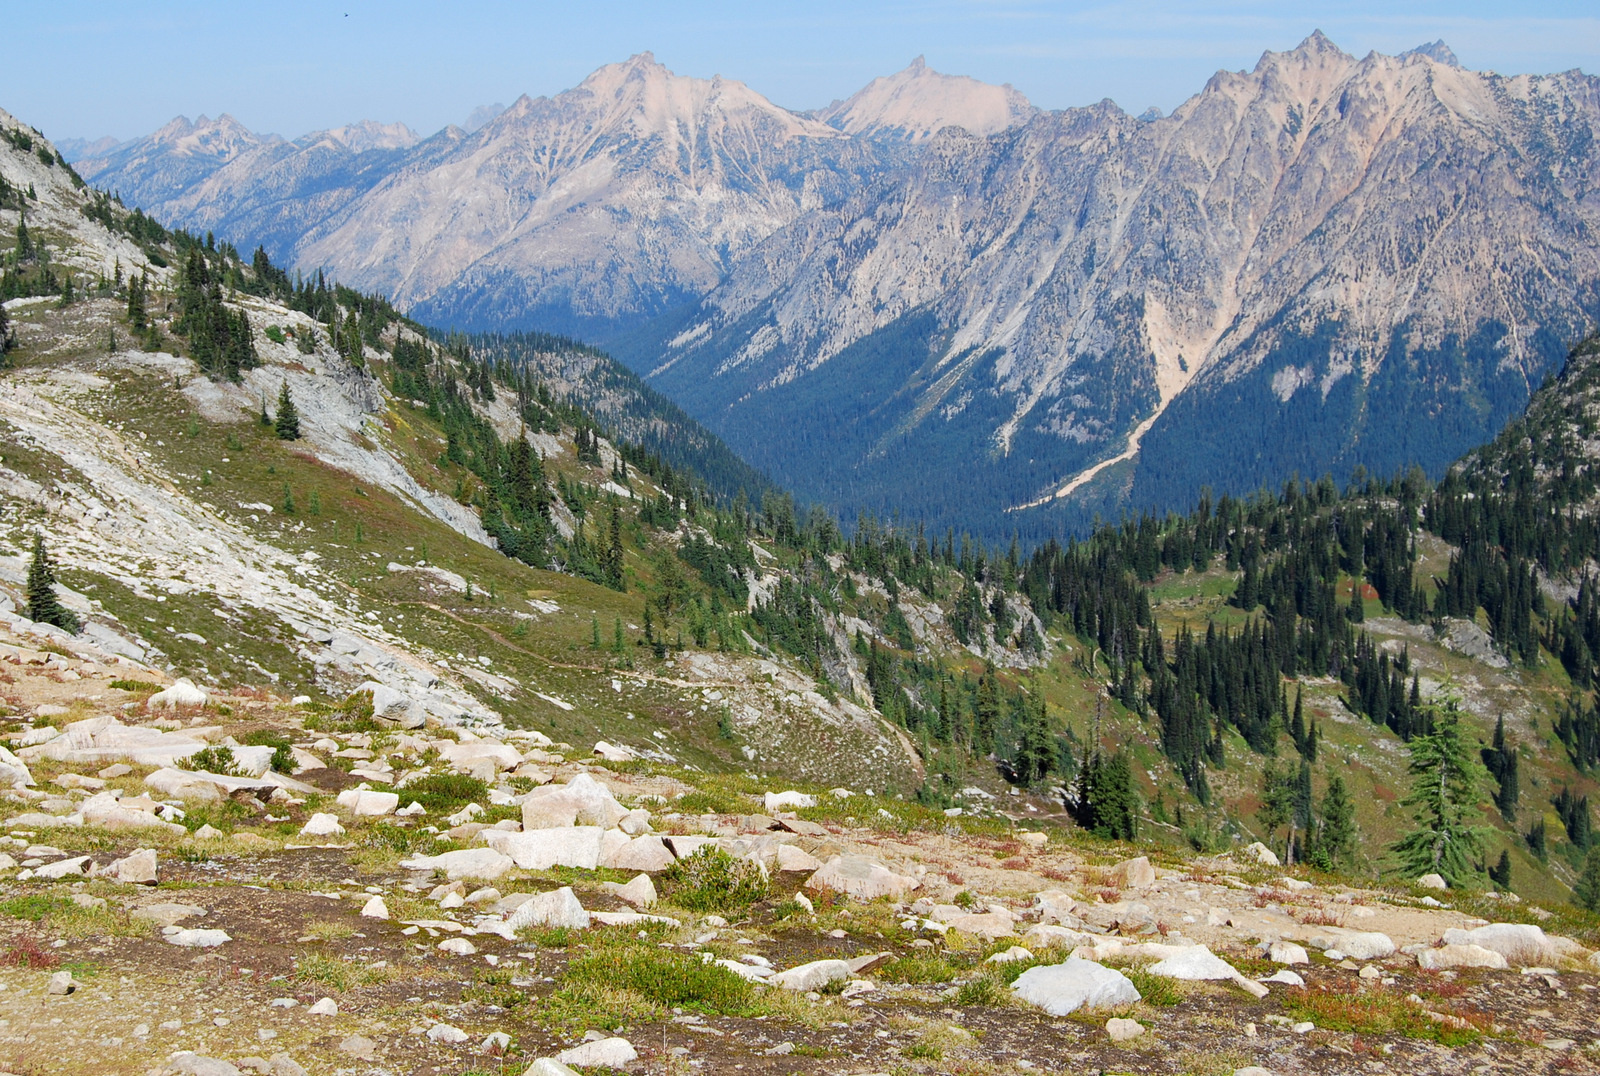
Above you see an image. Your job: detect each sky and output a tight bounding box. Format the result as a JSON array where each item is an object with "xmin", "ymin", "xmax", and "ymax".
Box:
[{"xmin": 5, "ymin": 1, "xmax": 1599, "ymax": 143}]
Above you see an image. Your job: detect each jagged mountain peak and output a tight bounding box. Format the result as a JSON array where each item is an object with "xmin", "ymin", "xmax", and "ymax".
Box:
[
  {"xmin": 818, "ymin": 55, "xmax": 1035, "ymax": 141},
  {"xmin": 1403, "ymin": 39, "xmax": 1461, "ymax": 67},
  {"xmin": 303, "ymin": 118, "xmax": 420, "ymax": 154}
]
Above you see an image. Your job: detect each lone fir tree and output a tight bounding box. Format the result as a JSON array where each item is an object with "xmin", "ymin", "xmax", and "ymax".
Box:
[
  {"xmin": 1391, "ymin": 691, "xmax": 1488, "ymax": 885},
  {"xmin": 24, "ymin": 533, "xmax": 78, "ymax": 633},
  {"xmin": 274, "ymin": 381, "xmax": 300, "ymax": 440}
]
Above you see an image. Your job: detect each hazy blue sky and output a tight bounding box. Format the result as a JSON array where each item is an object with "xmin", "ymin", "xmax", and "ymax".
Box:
[{"xmin": 6, "ymin": 1, "xmax": 1599, "ymax": 142}]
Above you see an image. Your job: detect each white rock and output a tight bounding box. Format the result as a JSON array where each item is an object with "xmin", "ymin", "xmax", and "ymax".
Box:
[
  {"xmin": 1110, "ymin": 856, "xmax": 1155, "ymax": 889},
  {"xmin": 193, "ymin": 824, "xmax": 224, "ymax": 840},
  {"xmin": 805, "ymin": 855, "xmax": 919, "ymax": 901},
  {"xmin": 357, "ymin": 681, "xmax": 423, "ymax": 728},
  {"xmin": 617, "ymin": 808, "xmax": 653, "ymax": 835},
  {"xmin": 437, "ymin": 741, "xmax": 522, "ymax": 773},
  {"xmin": 764, "ymin": 791, "xmax": 815, "ymax": 811},
  {"xmin": 0, "ymin": 745, "xmax": 35, "ymax": 789},
  {"xmin": 1439, "ymin": 924, "xmax": 1552, "ymax": 965},
  {"xmin": 360, "ymin": 896, "xmax": 389, "ymax": 920},
  {"xmin": 592, "ymin": 741, "xmax": 636, "ymax": 762},
  {"xmin": 104, "ymin": 848, "xmax": 158, "ymax": 884},
  {"xmin": 1261, "ymin": 969, "xmax": 1305, "ymax": 986},
  {"xmin": 399, "ymin": 848, "xmax": 515, "ymax": 881},
  {"xmin": 1308, "ymin": 929, "xmax": 1396, "ymax": 961},
  {"xmin": 483, "ymin": 826, "xmax": 604, "ymax": 870},
  {"xmin": 35, "ymin": 856, "xmax": 90, "ymax": 879},
  {"xmin": 522, "ymin": 1060, "xmax": 581, "ymax": 1076},
  {"xmin": 1416, "ymin": 872, "xmax": 1448, "ymax": 890},
  {"xmin": 1011, "ymin": 958, "xmax": 1141, "ymax": 1015},
  {"xmin": 164, "ymin": 928, "xmax": 231, "ymax": 948},
  {"xmin": 987, "ymin": 946, "xmax": 1034, "ymax": 964},
  {"xmin": 602, "ymin": 873, "xmax": 658, "ymax": 908},
  {"xmin": 47, "ymin": 970, "xmax": 77, "ymax": 995},
  {"xmin": 1268, "ymin": 941, "xmax": 1309, "ymax": 965},
  {"xmin": 521, "ymin": 773, "xmax": 627, "ymax": 829},
  {"xmin": 437, "ymin": 938, "xmax": 477, "ymax": 956},
  {"xmin": 504, "ymin": 887, "xmax": 590, "ymax": 931},
  {"xmin": 1106, "ymin": 1017, "xmax": 1144, "ymax": 1041},
  {"xmin": 1418, "ymin": 943, "xmax": 1508, "ymax": 971},
  {"xmin": 770, "ymin": 959, "xmax": 851, "ymax": 991},
  {"xmin": 554, "ymin": 1037, "xmax": 637, "ymax": 1068},
  {"xmin": 774, "ymin": 843, "xmax": 823, "ymax": 872},
  {"xmin": 149, "ymin": 678, "xmax": 208, "ymax": 709},
  {"xmin": 299, "ymin": 813, "xmax": 345, "ymax": 837},
  {"xmin": 307, "ymin": 997, "xmax": 338, "ymax": 1016},
  {"xmin": 1024, "ymin": 924, "xmax": 1099, "ymax": 950},
  {"xmin": 1242, "ymin": 842, "xmax": 1279, "ymax": 866},
  {"xmin": 336, "ymin": 789, "xmax": 400, "ymax": 817},
  {"xmin": 1147, "ymin": 945, "xmax": 1243, "ymax": 981}
]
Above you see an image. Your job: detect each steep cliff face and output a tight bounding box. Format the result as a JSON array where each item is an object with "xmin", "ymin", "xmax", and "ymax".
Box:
[{"xmin": 644, "ymin": 34, "xmax": 1600, "ymax": 538}]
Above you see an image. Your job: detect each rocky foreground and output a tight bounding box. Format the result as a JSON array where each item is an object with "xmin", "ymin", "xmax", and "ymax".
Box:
[{"xmin": 0, "ymin": 614, "xmax": 1597, "ymax": 1076}]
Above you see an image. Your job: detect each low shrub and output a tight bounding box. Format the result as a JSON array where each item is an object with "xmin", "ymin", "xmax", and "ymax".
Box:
[{"xmin": 662, "ymin": 846, "xmax": 770, "ymax": 913}]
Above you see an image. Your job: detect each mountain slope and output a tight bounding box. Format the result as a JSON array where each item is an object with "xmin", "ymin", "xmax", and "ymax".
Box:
[
  {"xmin": 815, "ymin": 56, "xmax": 1035, "ymax": 141},
  {"xmin": 639, "ymin": 34, "xmax": 1600, "ymax": 541}
]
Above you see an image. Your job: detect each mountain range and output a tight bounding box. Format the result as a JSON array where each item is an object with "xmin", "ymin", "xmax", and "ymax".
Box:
[{"xmin": 73, "ymin": 36, "xmax": 1600, "ymax": 540}]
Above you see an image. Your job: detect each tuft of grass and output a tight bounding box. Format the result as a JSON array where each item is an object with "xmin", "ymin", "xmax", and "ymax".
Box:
[
  {"xmin": 293, "ymin": 951, "xmax": 393, "ymax": 991},
  {"xmin": 1121, "ymin": 966, "xmax": 1186, "ymax": 1007},
  {"xmin": 108, "ymin": 678, "xmax": 160, "ymax": 692},
  {"xmin": 953, "ymin": 975, "xmax": 1006, "ymax": 1006},
  {"xmin": 545, "ymin": 947, "xmax": 757, "ymax": 1029},
  {"xmin": 662, "ymin": 846, "xmax": 770, "ymax": 913},
  {"xmin": 398, "ymin": 773, "xmax": 489, "ymax": 815},
  {"xmin": 306, "ymin": 920, "xmax": 355, "ymax": 942},
  {"xmin": 878, "ymin": 956, "xmax": 964, "ymax": 984},
  {"xmin": 1283, "ymin": 985, "xmax": 1486, "ymax": 1045}
]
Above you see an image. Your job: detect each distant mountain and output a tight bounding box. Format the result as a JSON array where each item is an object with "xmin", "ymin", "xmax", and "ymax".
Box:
[
  {"xmin": 814, "ymin": 56, "xmax": 1034, "ymax": 141},
  {"xmin": 461, "ymin": 102, "xmax": 506, "ymax": 133},
  {"xmin": 70, "ymin": 39, "xmax": 1600, "ymax": 542},
  {"xmin": 55, "ymin": 135, "xmax": 120, "ymax": 161},
  {"xmin": 638, "ymin": 33, "xmax": 1600, "ymax": 540}
]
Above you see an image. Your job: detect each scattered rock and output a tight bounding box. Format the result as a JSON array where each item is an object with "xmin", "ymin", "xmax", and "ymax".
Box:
[
  {"xmin": 554, "ymin": 1037, "xmax": 638, "ymax": 1068},
  {"xmin": 299, "ymin": 813, "xmax": 345, "ymax": 837},
  {"xmin": 603, "ymin": 873, "xmax": 657, "ymax": 908},
  {"xmin": 771, "ymin": 959, "xmax": 851, "ymax": 991},
  {"xmin": 484, "ymin": 826, "xmax": 605, "ymax": 870},
  {"xmin": 307, "ymin": 997, "xmax": 338, "ymax": 1016},
  {"xmin": 1267, "ymin": 941, "xmax": 1309, "ymax": 965},
  {"xmin": 805, "ymin": 854, "xmax": 919, "ymax": 901},
  {"xmin": 1106, "ymin": 1017, "xmax": 1144, "ymax": 1042},
  {"xmin": 164, "ymin": 928, "xmax": 231, "ymax": 948},
  {"xmin": 47, "ymin": 970, "xmax": 77, "ymax": 995},
  {"xmin": 336, "ymin": 789, "xmax": 400, "ymax": 816},
  {"xmin": 1416, "ymin": 873, "xmax": 1448, "ymax": 890},
  {"xmin": 505, "ymin": 886, "xmax": 590, "ymax": 931},
  {"xmin": 103, "ymin": 847, "xmax": 158, "ymax": 884},
  {"xmin": 764, "ymin": 790, "xmax": 816, "ymax": 811},
  {"xmin": 1419, "ymin": 943, "xmax": 1507, "ymax": 970},
  {"xmin": 1308, "ymin": 929, "xmax": 1395, "ymax": 961},
  {"xmin": 149, "ymin": 678, "xmax": 208, "ymax": 709},
  {"xmin": 337, "ymin": 1035, "xmax": 377, "ymax": 1060},
  {"xmin": 437, "ymin": 937, "xmax": 477, "ymax": 956},
  {"xmin": 1110, "ymin": 856, "xmax": 1155, "ymax": 889},
  {"xmin": 399, "ymin": 848, "xmax": 515, "ymax": 880},
  {"xmin": 1011, "ymin": 958, "xmax": 1141, "ymax": 1015},
  {"xmin": 35, "ymin": 856, "xmax": 90, "ymax": 879},
  {"xmin": 1440, "ymin": 923, "xmax": 1560, "ymax": 966},
  {"xmin": 426, "ymin": 1023, "xmax": 468, "ymax": 1043},
  {"xmin": 1242, "ymin": 842, "xmax": 1279, "ymax": 866},
  {"xmin": 361, "ymin": 895, "xmax": 389, "ymax": 919},
  {"xmin": 522, "ymin": 1060, "xmax": 581, "ymax": 1076}
]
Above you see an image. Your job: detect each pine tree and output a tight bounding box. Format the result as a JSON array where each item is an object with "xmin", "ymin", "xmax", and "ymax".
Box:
[
  {"xmin": 1016, "ymin": 695, "xmax": 1055, "ymax": 786},
  {"xmin": 274, "ymin": 381, "xmax": 300, "ymax": 440},
  {"xmin": 1574, "ymin": 846, "xmax": 1600, "ymax": 912},
  {"xmin": 1484, "ymin": 714, "xmax": 1519, "ymax": 821},
  {"xmin": 1391, "ymin": 692, "xmax": 1488, "ymax": 885},
  {"xmin": 1257, "ymin": 762, "xmax": 1294, "ymax": 863},
  {"xmin": 601, "ymin": 502, "xmax": 625, "ymax": 591},
  {"xmin": 1318, "ymin": 774, "xmax": 1358, "ymax": 867},
  {"xmin": 14, "ymin": 214, "xmax": 34, "ymax": 262},
  {"xmin": 1077, "ymin": 750, "xmax": 1137, "ymax": 841},
  {"xmin": 0, "ymin": 301, "xmax": 11, "ymax": 354},
  {"xmin": 24, "ymin": 533, "xmax": 78, "ymax": 633},
  {"xmin": 1489, "ymin": 849, "xmax": 1512, "ymax": 891}
]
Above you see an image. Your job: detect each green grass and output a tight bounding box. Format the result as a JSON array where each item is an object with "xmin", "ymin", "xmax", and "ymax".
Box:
[
  {"xmin": 661, "ymin": 846, "xmax": 771, "ymax": 912},
  {"xmin": 397, "ymin": 773, "xmax": 490, "ymax": 815},
  {"xmin": 543, "ymin": 947, "xmax": 759, "ymax": 1029},
  {"xmin": 877, "ymin": 956, "xmax": 965, "ymax": 984},
  {"xmin": 1282, "ymin": 985, "xmax": 1487, "ymax": 1045}
]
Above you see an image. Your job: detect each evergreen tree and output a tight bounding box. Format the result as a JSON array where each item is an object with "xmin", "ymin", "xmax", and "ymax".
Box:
[
  {"xmin": 1016, "ymin": 695, "xmax": 1054, "ymax": 786},
  {"xmin": 1527, "ymin": 817, "xmax": 1548, "ymax": 861},
  {"xmin": 274, "ymin": 381, "xmax": 300, "ymax": 440},
  {"xmin": 1317, "ymin": 774, "xmax": 1358, "ymax": 867},
  {"xmin": 14, "ymin": 214, "xmax": 34, "ymax": 262},
  {"xmin": 601, "ymin": 501, "xmax": 625, "ymax": 591},
  {"xmin": 1257, "ymin": 762, "xmax": 1294, "ymax": 864},
  {"xmin": 1391, "ymin": 693, "xmax": 1488, "ymax": 885},
  {"xmin": 1574, "ymin": 847, "xmax": 1600, "ymax": 912},
  {"xmin": 0, "ymin": 301, "xmax": 11, "ymax": 354},
  {"xmin": 1078, "ymin": 750, "xmax": 1138, "ymax": 841},
  {"xmin": 1488, "ymin": 849, "xmax": 1512, "ymax": 891},
  {"xmin": 24, "ymin": 533, "xmax": 78, "ymax": 633},
  {"xmin": 1483, "ymin": 714, "xmax": 1519, "ymax": 821}
]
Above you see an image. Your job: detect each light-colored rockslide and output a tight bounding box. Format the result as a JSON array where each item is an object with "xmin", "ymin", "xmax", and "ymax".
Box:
[
  {"xmin": 521, "ymin": 773, "xmax": 629, "ymax": 829},
  {"xmin": 1418, "ymin": 944, "xmax": 1508, "ymax": 971},
  {"xmin": 1011, "ymin": 958, "xmax": 1141, "ymax": 1015},
  {"xmin": 399, "ymin": 847, "xmax": 515, "ymax": 880},
  {"xmin": 19, "ymin": 716, "xmax": 212, "ymax": 768},
  {"xmin": 770, "ymin": 959, "xmax": 852, "ymax": 991},
  {"xmin": 504, "ymin": 886, "xmax": 590, "ymax": 931},
  {"xmin": 336, "ymin": 788, "xmax": 400, "ymax": 817},
  {"xmin": 805, "ymin": 855, "xmax": 919, "ymax": 901},
  {"xmin": 1307, "ymin": 928, "xmax": 1397, "ymax": 961},
  {"xmin": 483, "ymin": 826, "xmax": 604, "ymax": 870},
  {"xmin": 1440, "ymin": 923, "xmax": 1589, "ymax": 966}
]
